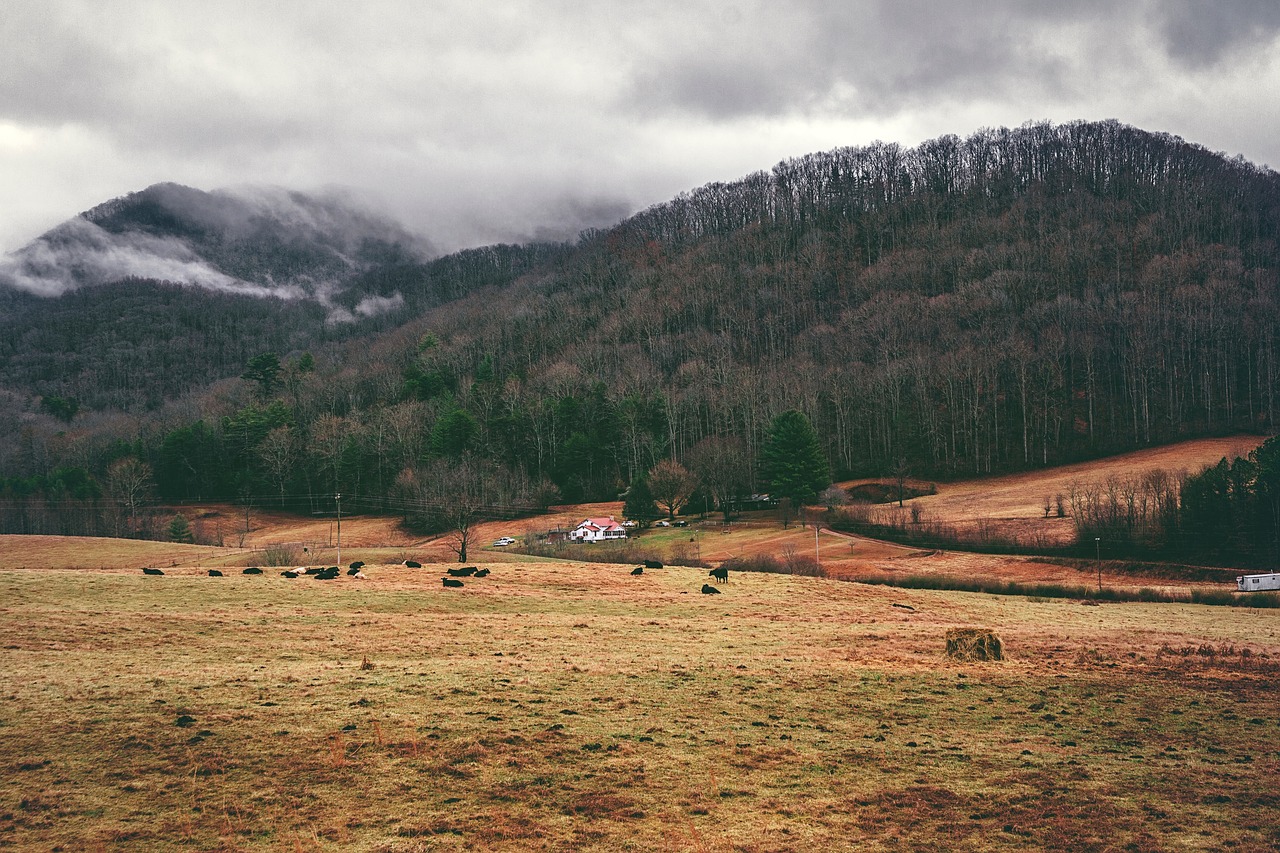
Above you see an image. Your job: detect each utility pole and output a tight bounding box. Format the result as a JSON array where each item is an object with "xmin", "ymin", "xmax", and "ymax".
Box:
[
  {"xmin": 814, "ymin": 518, "xmax": 821, "ymax": 574},
  {"xmin": 336, "ymin": 493, "xmax": 342, "ymax": 568},
  {"xmin": 1095, "ymin": 536, "xmax": 1101, "ymax": 592}
]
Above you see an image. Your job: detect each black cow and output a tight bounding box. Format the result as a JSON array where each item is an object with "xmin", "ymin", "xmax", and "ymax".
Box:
[
  {"xmin": 142, "ymin": 567, "xmax": 164, "ymax": 576},
  {"xmin": 644, "ymin": 559, "xmax": 664, "ymax": 569},
  {"xmin": 207, "ymin": 569, "xmax": 223, "ymax": 577},
  {"xmin": 442, "ymin": 577, "xmax": 464, "ymax": 588},
  {"xmin": 315, "ymin": 568, "xmax": 339, "ymax": 580},
  {"xmin": 303, "ymin": 567, "xmax": 323, "ymax": 575},
  {"xmin": 405, "ymin": 560, "xmax": 422, "ymax": 568},
  {"xmin": 349, "ymin": 561, "xmax": 365, "ymax": 570},
  {"xmin": 709, "ymin": 566, "xmax": 729, "ymax": 583},
  {"xmin": 701, "ymin": 584, "xmax": 721, "ymax": 595},
  {"xmin": 346, "ymin": 566, "xmax": 360, "ymax": 576},
  {"xmin": 282, "ymin": 570, "xmax": 299, "ymax": 578},
  {"xmin": 243, "ymin": 567, "xmax": 263, "ymax": 575},
  {"xmin": 473, "ymin": 568, "xmax": 491, "ymax": 577},
  {"xmin": 447, "ymin": 567, "xmax": 477, "ymax": 577},
  {"xmin": 630, "ymin": 567, "xmax": 644, "ymax": 576}
]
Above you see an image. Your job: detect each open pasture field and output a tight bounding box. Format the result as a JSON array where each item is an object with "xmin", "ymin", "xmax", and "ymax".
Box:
[
  {"xmin": 842, "ymin": 435, "xmax": 1266, "ymax": 547},
  {"xmin": 2, "ymin": 550, "xmax": 1278, "ymax": 851}
]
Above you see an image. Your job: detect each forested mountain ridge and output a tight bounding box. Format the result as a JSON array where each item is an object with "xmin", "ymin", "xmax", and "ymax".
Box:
[
  {"xmin": 0, "ymin": 180, "xmax": 570, "ymax": 410},
  {"xmin": 2, "ymin": 120, "xmax": 1278, "ymax": 552},
  {"xmin": 375, "ymin": 119, "xmax": 1279, "ymax": 486}
]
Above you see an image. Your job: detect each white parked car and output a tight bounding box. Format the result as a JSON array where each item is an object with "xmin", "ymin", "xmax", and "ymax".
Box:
[{"xmin": 492, "ymin": 536, "xmax": 517, "ymax": 546}]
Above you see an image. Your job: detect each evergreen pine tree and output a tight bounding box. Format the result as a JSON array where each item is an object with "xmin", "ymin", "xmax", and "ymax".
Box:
[
  {"xmin": 759, "ymin": 410, "xmax": 830, "ymax": 509},
  {"xmin": 623, "ymin": 476, "xmax": 658, "ymax": 527},
  {"xmin": 168, "ymin": 513, "xmax": 194, "ymax": 543}
]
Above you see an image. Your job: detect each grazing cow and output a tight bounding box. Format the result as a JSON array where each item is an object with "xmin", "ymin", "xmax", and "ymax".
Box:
[
  {"xmin": 142, "ymin": 567, "xmax": 164, "ymax": 576},
  {"xmin": 243, "ymin": 567, "xmax": 263, "ymax": 575},
  {"xmin": 473, "ymin": 568, "xmax": 490, "ymax": 578},
  {"xmin": 631, "ymin": 567, "xmax": 644, "ymax": 576},
  {"xmin": 701, "ymin": 584, "xmax": 721, "ymax": 595},
  {"xmin": 349, "ymin": 561, "xmax": 365, "ymax": 570},
  {"xmin": 442, "ymin": 578, "xmax": 464, "ymax": 588},
  {"xmin": 709, "ymin": 566, "xmax": 729, "ymax": 583},
  {"xmin": 282, "ymin": 570, "xmax": 299, "ymax": 578},
  {"xmin": 207, "ymin": 569, "xmax": 223, "ymax": 577},
  {"xmin": 644, "ymin": 559, "xmax": 664, "ymax": 569},
  {"xmin": 405, "ymin": 560, "xmax": 422, "ymax": 569}
]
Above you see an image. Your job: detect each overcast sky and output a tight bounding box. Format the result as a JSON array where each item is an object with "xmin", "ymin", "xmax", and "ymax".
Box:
[{"xmin": 3, "ymin": 0, "xmax": 1279, "ymax": 255}]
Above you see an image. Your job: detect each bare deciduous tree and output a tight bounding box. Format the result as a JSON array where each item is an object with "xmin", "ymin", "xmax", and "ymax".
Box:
[
  {"xmin": 105, "ymin": 457, "xmax": 154, "ymax": 535},
  {"xmin": 647, "ymin": 458, "xmax": 696, "ymax": 522}
]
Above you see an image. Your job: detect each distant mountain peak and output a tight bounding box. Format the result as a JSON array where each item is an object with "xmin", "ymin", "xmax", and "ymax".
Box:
[{"xmin": 0, "ymin": 183, "xmax": 433, "ymax": 317}]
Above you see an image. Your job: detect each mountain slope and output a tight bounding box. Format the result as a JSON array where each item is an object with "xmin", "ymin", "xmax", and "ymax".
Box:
[
  {"xmin": 1, "ymin": 120, "xmax": 1278, "ymax": 510},
  {"xmin": 0, "ymin": 182, "xmax": 430, "ymax": 307}
]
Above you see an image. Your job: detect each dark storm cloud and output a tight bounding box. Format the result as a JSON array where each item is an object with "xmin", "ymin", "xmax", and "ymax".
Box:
[
  {"xmin": 1155, "ymin": 0, "xmax": 1280, "ymax": 68},
  {"xmin": 622, "ymin": 0, "xmax": 1280, "ymax": 119},
  {"xmin": 1, "ymin": 1, "xmax": 1279, "ymax": 257}
]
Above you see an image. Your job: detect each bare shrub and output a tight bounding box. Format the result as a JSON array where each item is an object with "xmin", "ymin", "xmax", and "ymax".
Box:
[
  {"xmin": 260, "ymin": 542, "xmax": 302, "ymax": 566},
  {"xmin": 720, "ymin": 553, "xmax": 823, "ymax": 577},
  {"xmin": 719, "ymin": 554, "xmax": 785, "ymax": 574}
]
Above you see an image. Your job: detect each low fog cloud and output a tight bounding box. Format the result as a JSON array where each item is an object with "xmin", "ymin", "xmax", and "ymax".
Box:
[
  {"xmin": 0, "ymin": 217, "xmax": 259, "ymax": 297},
  {"xmin": 1, "ymin": 1, "xmax": 1279, "ymax": 256}
]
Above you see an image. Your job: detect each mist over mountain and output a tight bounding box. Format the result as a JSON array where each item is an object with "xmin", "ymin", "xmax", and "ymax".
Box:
[{"xmin": 0, "ymin": 182, "xmax": 433, "ymax": 322}]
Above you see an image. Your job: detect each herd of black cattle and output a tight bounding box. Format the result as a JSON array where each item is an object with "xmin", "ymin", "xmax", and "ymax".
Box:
[{"xmin": 138, "ymin": 557, "xmax": 731, "ymax": 593}]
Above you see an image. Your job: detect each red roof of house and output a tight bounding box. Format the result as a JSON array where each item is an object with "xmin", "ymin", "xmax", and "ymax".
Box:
[{"xmin": 576, "ymin": 517, "xmax": 624, "ymax": 531}]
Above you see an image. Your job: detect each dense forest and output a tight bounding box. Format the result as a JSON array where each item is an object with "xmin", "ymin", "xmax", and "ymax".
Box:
[{"xmin": 1, "ymin": 120, "xmax": 1278, "ymax": 561}]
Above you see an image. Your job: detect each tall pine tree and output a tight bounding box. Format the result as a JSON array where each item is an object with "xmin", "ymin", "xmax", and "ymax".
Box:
[{"xmin": 759, "ymin": 410, "xmax": 830, "ymax": 509}]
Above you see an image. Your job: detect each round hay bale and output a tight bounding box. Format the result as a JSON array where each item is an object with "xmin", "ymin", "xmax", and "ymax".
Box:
[{"xmin": 945, "ymin": 628, "xmax": 1004, "ymax": 662}]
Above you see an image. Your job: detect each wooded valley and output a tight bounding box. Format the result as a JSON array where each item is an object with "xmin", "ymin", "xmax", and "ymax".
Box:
[{"xmin": 2, "ymin": 120, "xmax": 1277, "ymax": 561}]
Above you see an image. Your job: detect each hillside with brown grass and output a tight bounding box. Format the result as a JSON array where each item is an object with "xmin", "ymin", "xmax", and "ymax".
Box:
[{"xmin": 839, "ymin": 435, "xmax": 1264, "ymax": 546}]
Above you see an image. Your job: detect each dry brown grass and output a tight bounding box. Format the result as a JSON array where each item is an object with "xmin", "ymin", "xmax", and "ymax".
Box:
[
  {"xmin": 842, "ymin": 435, "xmax": 1264, "ymax": 546},
  {"xmin": 1, "ymin": 542, "xmax": 1278, "ymax": 851}
]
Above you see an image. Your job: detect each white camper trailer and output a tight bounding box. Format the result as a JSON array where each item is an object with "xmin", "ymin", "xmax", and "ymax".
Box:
[{"xmin": 1236, "ymin": 572, "xmax": 1280, "ymax": 592}]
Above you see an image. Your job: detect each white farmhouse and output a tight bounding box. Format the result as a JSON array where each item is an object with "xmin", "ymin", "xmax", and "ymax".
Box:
[{"xmin": 569, "ymin": 516, "xmax": 628, "ymax": 543}]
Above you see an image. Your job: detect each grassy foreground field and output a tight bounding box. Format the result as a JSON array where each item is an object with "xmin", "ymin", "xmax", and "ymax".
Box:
[{"xmin": 2, "ymin": 556, "xmax": 1279, "ymax": 852}]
